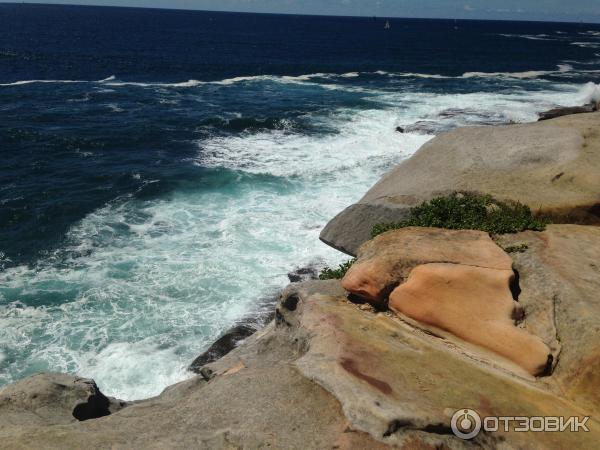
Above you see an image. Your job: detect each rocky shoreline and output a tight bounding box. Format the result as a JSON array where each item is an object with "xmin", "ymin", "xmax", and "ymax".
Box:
[{"xmin": 1, "ymin": 111, "xmax": 599, "ymax": 449}]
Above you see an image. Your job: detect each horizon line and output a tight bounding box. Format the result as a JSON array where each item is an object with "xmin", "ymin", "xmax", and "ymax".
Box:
[{"xmin": 4, "ymin": 2, "xmax": 600, "ymax": 25}]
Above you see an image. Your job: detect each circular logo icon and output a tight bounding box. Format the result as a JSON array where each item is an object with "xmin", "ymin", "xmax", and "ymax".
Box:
[{"xmin": 451, "ymin": 409, "xmax": 482, "ymax": 440}]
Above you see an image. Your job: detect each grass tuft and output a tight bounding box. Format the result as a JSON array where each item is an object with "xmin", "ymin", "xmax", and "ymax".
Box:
[
  {"xmin": 502, "ymin": 243, "xmax": 529, "ymax": 253},
  {"xmin": 372, "ymin": 193, "xmax": 549, "ymax": 238},
  {"xmin": 319, "ymin": 259, "xmax": 356, "ymax": 280}
]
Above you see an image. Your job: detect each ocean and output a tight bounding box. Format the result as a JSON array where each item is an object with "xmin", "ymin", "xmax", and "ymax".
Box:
[{"xmin": 1, "ymin": 3, "xmax": 599, "ymax": 400}]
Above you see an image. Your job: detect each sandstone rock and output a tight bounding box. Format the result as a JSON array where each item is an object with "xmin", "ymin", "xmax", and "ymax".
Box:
[
  {"xmin": 342, "ymin": 227, "xmax": 513, "ymax": 305},
  {"xmin": 284, "ymin": 278, "xmax": 600, "ymax": 449},
  {"xmin": 321, "ymin": 112, "xmax": 600, "ymax": 255},
  {"xmin": 495, "ymin": 224, "xmax": 600, "ymax": 413},
  {"xmin": 0, "ymin": 373, "xmax": 124, "ymax": 430},
  {"xmin": 389, "ymin": 263, "xmax": 551, "ymax": 376},
  {"xmin": 342, "ymin": 227, "xmax": 550, "ymax": 375}
]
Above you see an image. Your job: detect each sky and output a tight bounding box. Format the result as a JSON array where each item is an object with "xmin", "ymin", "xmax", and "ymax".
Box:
[{"xmin": 3, "ymin": 1, "xmax": 600, "ymax": 23}]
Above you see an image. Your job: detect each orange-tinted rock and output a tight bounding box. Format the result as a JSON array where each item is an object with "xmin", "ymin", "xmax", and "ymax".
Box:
[
  {"xmin": 342, "ymin": 227, "xmax": 512, "ymax": 305},
  {"xmin": 389, "ymin": 263, "xmax": 551, "ymax": 376}
]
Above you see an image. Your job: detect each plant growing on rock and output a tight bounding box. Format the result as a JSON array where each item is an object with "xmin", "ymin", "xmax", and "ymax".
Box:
[
  {"xmin": 319, "ymin": 259, "xmax": 356, "ymax": 280},
  {"xmin": 503, "ymin": 243, "xmax": 529, "ymax": 253},
  {"xmin": 372, "ymin": 192, "xmax": 549, "ymax": 238}
]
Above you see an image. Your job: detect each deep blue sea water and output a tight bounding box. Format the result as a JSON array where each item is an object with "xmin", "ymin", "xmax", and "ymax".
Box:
[{"xmin": 1, "ymin": 3, "xmax": 600, "ymax": 399}]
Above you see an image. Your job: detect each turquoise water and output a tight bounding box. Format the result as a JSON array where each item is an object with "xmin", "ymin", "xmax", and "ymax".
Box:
[{"xmin": 1, "ymin": 4, "xmax": 599, "ymax": 399}]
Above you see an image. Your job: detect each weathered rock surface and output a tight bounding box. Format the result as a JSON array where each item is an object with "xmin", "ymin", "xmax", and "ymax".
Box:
[
  {"xmin": 0, "ymin": 373, "xmax": 126, "ymax": 430},
  {"xmin": 342, "ymin": 227, "xmax": 550, "ymax": 375},
  {"xmin": 286, "ymin": 280, "xmax": 599, "ymax": 449},
  {"xmin": 342, "ymin": 227, "xmax": 513, "ymax": 305},
  {"xmin": 295, "ymin": 226, "xmax": 600, "ymax": 447},
  {"xmin": 389, "ymin": 263, "xmax": 550, "ymax": 376},
  {"xmin": 1, "ymin": 225, "xmax": 599, "ymax": 449},
  {"xmin": 496, "ymin": 224, "xmax": 600, "ymax": 414},
  {"xmin": 321, "ymin": 112, "xmax": 600, "ymax": 255}
]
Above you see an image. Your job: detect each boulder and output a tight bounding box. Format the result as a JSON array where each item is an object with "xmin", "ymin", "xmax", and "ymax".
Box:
[
  {"xmin": 341, "ymin": 227, "xmax": 513, "ymax": 305},
  {"xmin": 0, "ymin": 373, "xmax": 125, "ymax": 430},
  {"xmin": 321, "ymin": 112, "xmax": 600, "ymax": 255},
  {"xmin": 342, "ymin": 227, "xmax": 550, "ymax": 375}
]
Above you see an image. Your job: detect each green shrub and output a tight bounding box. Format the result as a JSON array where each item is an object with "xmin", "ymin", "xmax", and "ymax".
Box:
[
  {"xmin": 372, "ymin": 193, "xmax": 548, "ymax": 238},
  {"xmin": 502, "ymin": 243, "xmax": 529, "ymax": 253},
  {"xmin": 319, "ymin": 259, "xmax": 356, "ymax": 280}
]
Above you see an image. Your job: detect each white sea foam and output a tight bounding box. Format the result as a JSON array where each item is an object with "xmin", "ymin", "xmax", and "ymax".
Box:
[
  {"xmin": 0, "ymin": 63, "xmax": 584, "ymax": 90},
  {"xmin": 462, "ymin": 64, "xmax": 572, "ymax": 80},
  {"xmin": 101, "ymin": 78, "xmax": 204, "ymax": 87},
  {"xmin": 0, "ymin": 79, "xmax": 87, "ymax": 86},
  {"xmin": 199, "ymin": 109, "xmax": 429, "ymax": 177},
  {"xmin": 107, "ymin": 103, "xmax": 124, "ymax": 113},
  {"xmin": 580, "ymin": 82, "xmax": 600, "ymax": 103},
  {"xmin": 0, "ymin": 71, "xmax": 589, "ymax": 400},
  {"xmin": 498, "ymin": 33, "xmax": 557, "ymax": 41},
  {"xmin": 572, "ymin": 42, "xmax": 600, "ymax": 49},
  {"xmin": 371, "ymin": 67, "xmax": 573, "ymax": 81},
  {"xmin": 0, "ymin": 100, "xmax": 428, "ymax": 399},
  {"xmin": 395, "ymin": 72, "xmax": 452, "ymax": 79}
]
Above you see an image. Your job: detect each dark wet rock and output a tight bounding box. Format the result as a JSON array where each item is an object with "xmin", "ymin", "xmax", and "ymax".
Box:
[
  {"xmin": 189, "ymin": 287, "xmax": 281, "ymax": 374},
  {"xmin": 538, "ymin": 102, "xmax": 597, "ymax": 121},
  {"xmin": 403, "ymin": 108, "xmax": 508, "ymax": 136},
  {"xmin": 287, "ymin": 265, "xmax": 319, "ymax": 283},
  {"xmin": 394, "ymin": 126, "xmax": 404, "ymax": 133},
  {"xmin": 198, "ymin": 367, "xmax": 215, "ymax": 381},
  {"xmin": 403, "ymin": 120, "xmax": 449, "ymax": 135},
  {"xmin": 189, "ymin": 323, "xmax": 259, "ymax": 373}
]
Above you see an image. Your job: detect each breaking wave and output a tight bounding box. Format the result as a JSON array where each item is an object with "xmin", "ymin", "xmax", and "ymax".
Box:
[{"xmin": 0, "ymin": 63, "xmax": 585, "ymax": 89}]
